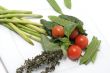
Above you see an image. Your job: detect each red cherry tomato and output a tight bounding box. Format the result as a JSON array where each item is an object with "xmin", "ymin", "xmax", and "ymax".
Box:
[
  {"xmin": 52, "ymin": 25, "xmax": 64, "ymax": 38},
  {"xmin": 70, "ymin": 29, "xmax": 79, "ymax": 40},
  {"xmin": 67, "ymin": 45, "xmax": 82, "ymax": 60},
  {"xmin": 75, "ymin": 35, "xmax": 88, "ymax": 49}
]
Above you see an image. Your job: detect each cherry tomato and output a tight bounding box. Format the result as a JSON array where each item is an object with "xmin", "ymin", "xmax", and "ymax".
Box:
[
  {"xmin": 75, "ymin": 35, "xmax": 88, "ymax": 49},
  {"xmin": 52, "ymin": 25, "xmax": 64, "ymax": 38},
  {"xmin": 70, "ymin": 29, "xmax": 79, "ymax": 40},
  {"xmin": 67, "ymin": 45, "xmax": 82, "ymax": 60}
]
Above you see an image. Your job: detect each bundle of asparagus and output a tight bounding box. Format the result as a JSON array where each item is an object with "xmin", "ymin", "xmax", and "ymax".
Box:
[{"xmin": 0, "ymin": 6, "xmax": 46, "ymax": 45}]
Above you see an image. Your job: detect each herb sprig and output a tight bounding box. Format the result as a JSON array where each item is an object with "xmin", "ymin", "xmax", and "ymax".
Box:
[{"xmin": 16, "ymin": 50, "xmax": 63, "ymax": 73}]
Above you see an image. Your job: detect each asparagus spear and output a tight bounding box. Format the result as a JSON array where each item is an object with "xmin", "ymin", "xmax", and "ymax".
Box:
[
  {"xmin": 0, "ymin": 14, "xmax": 42, "ymax": 18},
  {"xmin": 0, "ymin": 7, "xmax": 35, "ymax": 44},
  {"xmin": 0, "ymin": 6, "xmax": 43, "ymax": 27},
  {"xmin": 2, "ymin": 23, "xmax": 41, "ymax": 42},
  {"xmin": 7, "ymin": 23, "xmax": 34, "ymax": 45},
  {"xmin": 0, "ymin": 6, "xmax": 7, "ymax": 10},
  {"xmin": 21, "ymin": 18, "xmax": 46, "ymax": 34},
  {"xmin": 0, "ymin": 10, "xmax": 32, "ymax": 14},
  {"xmin": 25, "ymin": 33, "xmax": 41, "ymax": 42},
  {"xmin": 12, "ymin": 18, "xmax": 43, "ymax": 41},
  {"xmin": 0, "ymin": 6, "xmax": 43, "ymax": 44},
  {"xmin": 16, "ymin": 24, "xmax": 41, "ymax": 37},
  {"xmin": 0, "ymin": 19, "xmax": 43, "ymax": 26},
  {"xmin": 13, "ymin": 17, "xmax": 45, "ymax": 33}
]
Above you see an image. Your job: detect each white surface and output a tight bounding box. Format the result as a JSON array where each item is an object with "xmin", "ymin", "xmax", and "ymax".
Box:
[
  {"xmin": 0, "ymin": 0, "xmax": 110, "ymax": 73},
  {"xmin": 0, "ymin": 62, "xmax": 6, "ymax": 73}
]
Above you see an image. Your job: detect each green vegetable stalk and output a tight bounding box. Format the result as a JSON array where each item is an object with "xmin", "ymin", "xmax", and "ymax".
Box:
[
  {"xmin": 2, "ymin": 23, "xmax": 41, "ymax": 42},
  {"xmin": 8, "ymin": 23, "xmax": 34, "ymax": 45},
  {"xmin": 17, "ymin": 25, "xmax": 41, "ymax": 37},
  {"xmin": 20, "ymin": 31, "xmax": 41, "ymax": 42},
  {"xmin": 0, "ymin": 6, "xmax": 34, "ymax": 44},
  {"xmin": 0, "ymin": 6, "xmax": 45, "ymax": 45},
  {"xmin": 0, "ymin": 19, "xmax": 43, "ymax": 26},
  {"xmin": 0, "ymin": 6, "xmax": 7, "ymax": 10},
  {"xmin": 21, "ymin": 18, "xmax": 46, "ymax": 34},
  {"xmin": 0, "ymin": 10, "xmax": 32, "ymax": 14},
  {"xmin": 0, "ymin": 14, "xmax": 42, "ymax": 18}
]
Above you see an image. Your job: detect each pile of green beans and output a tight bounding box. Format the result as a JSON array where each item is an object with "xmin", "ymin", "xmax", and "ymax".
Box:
[{"xmin": 0, "ymin": 6, "xmax": 46, "ymax": 45}]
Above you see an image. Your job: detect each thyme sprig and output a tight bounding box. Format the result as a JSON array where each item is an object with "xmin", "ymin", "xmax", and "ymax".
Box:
[{"xmin": 16, "ymin": 50, "xmax": 63, "ymax": 73}]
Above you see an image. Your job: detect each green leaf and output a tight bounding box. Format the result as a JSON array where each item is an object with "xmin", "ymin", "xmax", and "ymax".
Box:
[
  {"xmin": 41, "ymin": 34, "xmax": 61, "ymax": 51},
  {"xmin": 61, "ymin": 45, "xmax": 67, "ymax": 57},
  {"xmin": 59, "ymin": 15, "xmax": 87, "ymax": 35},
  {"xmin": 40, "ymin": 19, "xmax": 57, "ymax": 30},
  {"xmin": 48, "ymin": 16, "xmax": 74, "ymax": 26},
  {"xmin": 64, "ymin": 0, "xmax": 72, "ymax": 9},
  {"xmin": 59, "ymin": 37, "xmax": 71, "ymax": 49},
  {"xmin": 59, "ymin": 37, "xmax": 70, "ymax": 43},
  {"xmin": 47, "ymin": 0, "xmax": 63, "ymax": 14},
  {"xmin": 60, "ymin": 38, "xmax": 70, "ymax": 57},
  {"xmin": 64, "ymin": 23, "xmax": 77, "ymax": 37},
  {"xmin": 48, "ymin": 16, "xmax": 78, "ymax": 37},
  {"xmin": 40, "ymin": 19, "xmax": 58, "ymax": 36},
  {"xmin": 59, "ymin": 15, "xmax": 83, "ymax": 25}
]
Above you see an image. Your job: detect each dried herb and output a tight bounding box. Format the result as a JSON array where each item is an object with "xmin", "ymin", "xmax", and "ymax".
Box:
[{"xmin": 16, "ymin": 50, "xmax": 63, "ymax": 73}]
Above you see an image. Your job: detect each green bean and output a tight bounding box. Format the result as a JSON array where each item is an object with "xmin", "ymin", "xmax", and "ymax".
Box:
[{"xmin": 80, "ymin": 37, "xmax": 101, "ymax": 64}]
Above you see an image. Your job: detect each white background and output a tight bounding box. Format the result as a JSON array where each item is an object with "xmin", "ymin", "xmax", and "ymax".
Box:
[{"xmin": 0, "ymin": 0, "xmax": 110, "ymax": 73}]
